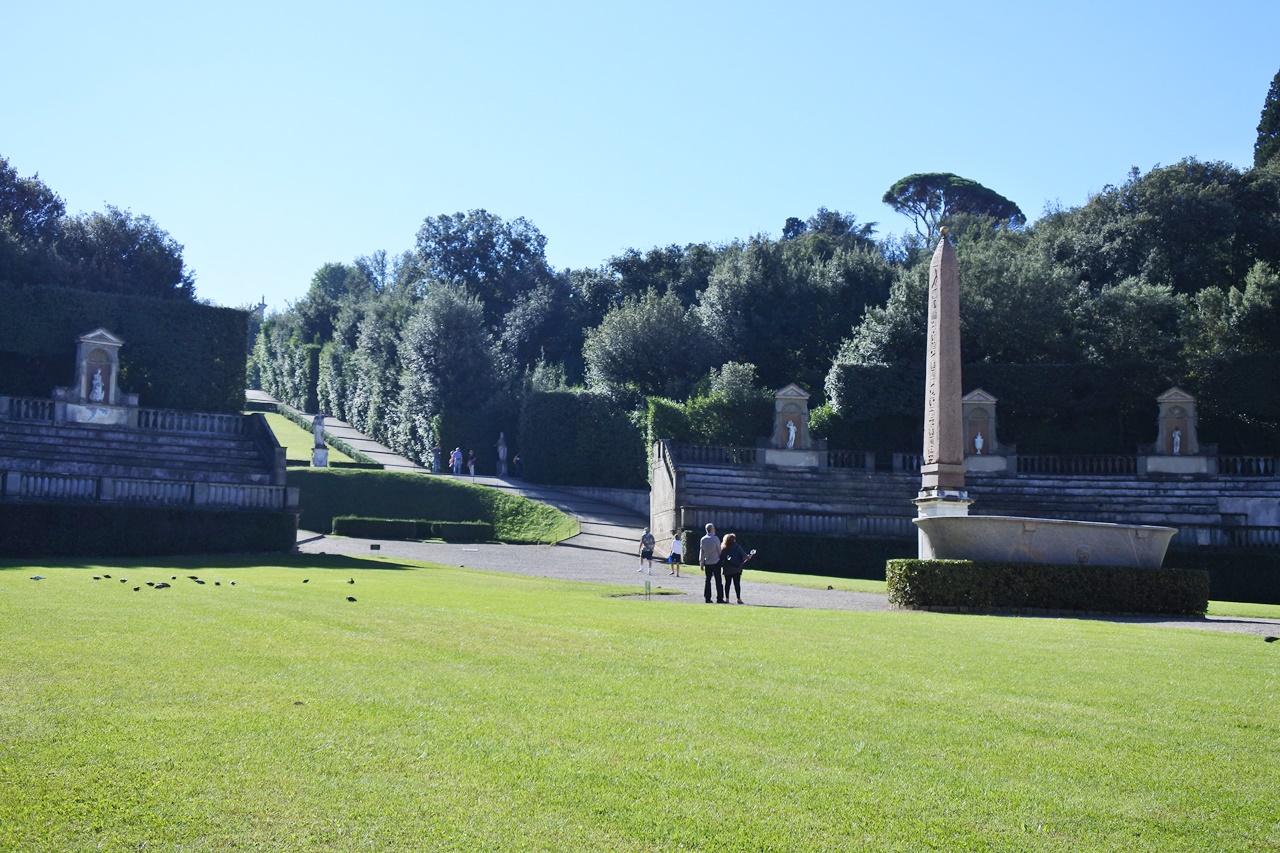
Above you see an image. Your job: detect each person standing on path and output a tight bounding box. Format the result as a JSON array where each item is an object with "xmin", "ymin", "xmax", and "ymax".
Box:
[
  {"xmin": 699, "ymin": 523, "xmax": 724, "ymax": 604},
  {"xmin": 720, "ymin": 533, "xmax": 755, "ymax": 605},
  {"xmin": 467, "ymin": 449, "xmax": 476, "ymax": 476},
  {"xmin": 667, "ymin": 530, "xmax": 683, "ymax": 577},
  {"xmin": 637, "ymin": 527, "xmax": 655, "ymax": 574},
  {"xmin": 451, "ymin": 447, "xmax": 463, "ymax": 474},
  {"xmin": 431, "ymin": 444, "xmax": 443, "ymax": 474}
]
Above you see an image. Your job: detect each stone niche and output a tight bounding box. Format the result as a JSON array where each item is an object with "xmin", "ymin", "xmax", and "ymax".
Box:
[
  {"xmin": 763, "ymin": 383, "xmax": 822, "ymax": 468},
  {"xmin": 54, "ymin": 328, "xmax": 139, "ymax": 426},
  {"xmin": 961, "ymin": 388, "xmax": 1012, "ymax": 473},
  {"xmin": 1140, "ymin": 387, "xmax": 1210, "ymax": 475}
]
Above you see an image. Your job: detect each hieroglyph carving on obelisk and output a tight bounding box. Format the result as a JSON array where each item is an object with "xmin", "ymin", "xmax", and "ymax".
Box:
[{"xmin": 920, "ymin": 231, "xmax": 966, "ymax": 493}]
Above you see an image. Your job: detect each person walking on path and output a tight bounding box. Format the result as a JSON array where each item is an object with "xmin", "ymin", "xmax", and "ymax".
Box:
[
  {"xmin": 667, "ymin": 531, "xmax": 683, "ymax": 577},
  {"xmin": 450, "ymin": 447, "xmax": 463, "ymax": 474},
  {"xmin": 637, "ymin": 528, "xmax": 656, "ymax": 574},
  {"xmin": 467, "ymin": 449, "xmax": 477, "ymax": 477},
  {"xmin": 720, "ymin": 533, "xmax": 755, "ymax": 605},
  {"xmin": 699, "ymin": 523, "xmax": 724, "ymax": 604},
  {"xmin": 431, "ymin": 444, "xmax": 443, "ymax": 474}
]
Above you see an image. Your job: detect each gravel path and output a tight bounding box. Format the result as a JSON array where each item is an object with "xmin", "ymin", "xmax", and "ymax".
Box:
[{"xmin": 295, "ymin": 533, "xmax": 1280, "ymax": 638}]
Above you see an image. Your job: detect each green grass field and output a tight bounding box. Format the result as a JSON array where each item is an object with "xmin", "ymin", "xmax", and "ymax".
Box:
[
  {"xmin": 2, "ymin": 554, "xmax": 1277, "ymax": 852},
  {"xmin": 260, "ymin": 411, "xmax": 356, "ymax": 464}
]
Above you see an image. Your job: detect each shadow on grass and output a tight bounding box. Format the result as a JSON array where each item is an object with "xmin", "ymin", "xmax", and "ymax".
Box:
[{"xmin": 0, "ymin": 552, "xmax": 419, "ymax": 573}]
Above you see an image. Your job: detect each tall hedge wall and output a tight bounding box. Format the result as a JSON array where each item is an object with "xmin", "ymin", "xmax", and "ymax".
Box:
[
  {"xmin": 0, "ymin": 502, "xmax": 296, "ymax": 557},
  {"xmin": 519, "ymin": 390, "xmax": 647, "ymax": 488},
  {"xmin": 0, "ymin": 281, "xmax": 249, "ymax": 412}
]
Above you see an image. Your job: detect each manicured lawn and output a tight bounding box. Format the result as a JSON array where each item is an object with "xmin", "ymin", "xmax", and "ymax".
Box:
[
  {"xmin": 2, "ymin": 555, "xmax": 1277, "ymax": 852},
  {"xmin": 259, "ymin": 411, "xmax": 356, "ymax": 464}
]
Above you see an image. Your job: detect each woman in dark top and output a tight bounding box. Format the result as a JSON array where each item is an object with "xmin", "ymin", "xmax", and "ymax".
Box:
[{"xmin": 720, "ymin": 533, "xmax": 754, "ymax": 605}]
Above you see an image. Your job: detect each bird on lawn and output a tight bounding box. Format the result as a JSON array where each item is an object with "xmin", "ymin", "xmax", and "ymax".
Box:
[
  {"xmin": 155, "ymin": 583, "xmax": 170, "ymax": 589},
  {"xmin": 303, "ymin": 579, "xmax": 309, "ymax": 584},
  {"xmin": 195, "ymin": 580, "xmax": 206, "ymax": 585},
  {"xmin": 347, "ymin": 579, "xmax": 355, "ymax": 584},
  {"xmin": 92, "ymin": 576, "xmax": 101, "ymax": 581},
  {"xmin": 347, "ymin": 596, "xmax": 357, "ymax": 602},
  {"xmin": 1266, "ymin": 636, "xmax": 1278, "ymax": 643},
  {"xmin": 29, "ymin": 575, "xmax": 45, "ymax": 581}
]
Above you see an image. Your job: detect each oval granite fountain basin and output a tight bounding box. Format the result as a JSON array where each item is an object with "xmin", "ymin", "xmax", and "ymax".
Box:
[{"xmin": 913, "ymin": 515, "xmax": 1177, "ymax": 568}]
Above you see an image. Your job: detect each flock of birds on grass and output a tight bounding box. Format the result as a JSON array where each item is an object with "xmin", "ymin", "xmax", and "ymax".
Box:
[{"xmin": 28, "ymin": 572, "xmax": 360, "ymax": 602}]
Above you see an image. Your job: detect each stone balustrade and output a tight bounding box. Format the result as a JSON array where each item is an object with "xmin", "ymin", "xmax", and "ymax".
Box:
[
  {"xmin": 136, "ymin": 408, "xmax": 248, "ymax": 435},
  {"xmin": 3, "ymin": 396, "xmax": 56, "ymax": 423},
  {"xmin": 2, "ymin": 470, "xmax": 295, "ymax": 511}
]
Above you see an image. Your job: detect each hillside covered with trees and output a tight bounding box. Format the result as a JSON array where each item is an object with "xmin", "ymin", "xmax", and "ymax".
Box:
[{"xmin": 249, "ymin": 70, "xmax": 1280, "ymax": 481}]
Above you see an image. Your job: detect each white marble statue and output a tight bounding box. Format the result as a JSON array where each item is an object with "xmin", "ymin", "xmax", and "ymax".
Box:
[
  {"xmin": 1172, "ymin": 427, "xmax": 1181, "ymax": 455},
  {"xmin": 786, "ymin": 419, "xmax": 797, "ymax": 449},
  {"xmin": 496, "ymin": 432, "xmax": 508, "ymax": 476},
  {"xmin": 89, "ymin": 369, "xmax": 105, "ymax": 403}
]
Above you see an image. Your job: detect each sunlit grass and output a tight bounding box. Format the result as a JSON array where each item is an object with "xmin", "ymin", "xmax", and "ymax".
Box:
[
  {"xmin": 2, "ymin": 555, "xmax": 1277, "ymax": 852},
  {"xmin": 258, "ymin": 411, "xmax": 356, "ymax": 463}
]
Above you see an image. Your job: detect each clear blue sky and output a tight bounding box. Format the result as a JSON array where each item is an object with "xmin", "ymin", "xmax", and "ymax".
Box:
[{"xmin": 4, "ymin": 0, "xmax": 1277, "ymax": 312}]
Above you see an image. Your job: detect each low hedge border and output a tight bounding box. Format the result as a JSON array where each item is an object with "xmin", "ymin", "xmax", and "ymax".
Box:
[
  {"xmin": 886, "ymin": 559, "xmax": 1209, "ymax": 616},
  {"xmin": 331, "ymin": 516, "xmax": 494, "ymax": 543}
]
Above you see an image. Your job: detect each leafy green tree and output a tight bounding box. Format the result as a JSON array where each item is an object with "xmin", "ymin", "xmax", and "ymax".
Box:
[
  {"xmin": 583, "ymin": 289, "xmax": 710, "ymax": 398},
  {"xmin": 59, "ymin": 205, "xmax": 195, "ymax": 299},
  {"xmin": 414, "ymin": 209, "xmax": 551, "ymax": 326},
  {"xmin": 0, "ymin": 156, "xmax": 64, "ymax": 245},
  {"xmin": 1255, "ymin": 68, "xmax": 1280, "ymax": 168},
  {"xmin": 394, "ymin": 283, "xmax": 497, "ymax": 462},
  {"xmin": 608, "ymin": 242, "xmax": 719, "ymax": 308},
  {"xmin": 882, "ymin": 172, "xmax": 1025, "ymax": 241},
  {"xmin": 697, "ymin": 235, "xmax": 895, "ymax": 390}
]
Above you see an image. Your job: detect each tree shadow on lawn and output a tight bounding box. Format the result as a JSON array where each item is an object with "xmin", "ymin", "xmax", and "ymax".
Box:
[{"xmin": 0, "ymin": 552, "xmax": 419, "ymax": 573}]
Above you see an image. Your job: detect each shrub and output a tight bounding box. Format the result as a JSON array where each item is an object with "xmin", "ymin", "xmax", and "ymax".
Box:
[
  {"xmin": 520, "ymin": 390, "xmax": 646, "ymax": 487},
  {"xmin": 885, "ymin": 558, "xmax": 1209, "ymax": 615},
  {"xmin": 424, "ymin": 521, "xmax": 493, "ymax": 542},
  {"xmin": 331, "ymin": 516, "xmax": 419, "ymax": 539}
]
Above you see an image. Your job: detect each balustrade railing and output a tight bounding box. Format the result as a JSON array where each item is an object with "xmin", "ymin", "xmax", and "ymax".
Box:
[
  {"xmin": 828, "ymin": 449, "xmax": 875, "ymax": 470},
  {"xmin": 1171, "ymin": 525, "xmax": 1280, "ymax": 550},
  {"xmin": 113, "ymin": 479, "xmax": 194, "ymax": 506},
  {"xmin": 19, "ymin": 473, "xmax": 98, "ymax": 501},
  {"xmin": 2, "ymin": 470, "xmax": 289, "ymax": 511},
  {"xmin": 670, "ymin": 443, "xmax": 757, "ymax": 466},
  {"xmin": 678, "ymin": 505, "xmax": 916, "ymax": 539},
  {"xmin": 138, "ymin": 408, "xmax": 247, "ymax": 435},
  {"xmin": 1216, "ymin": 456, "xmax": 1277, "ymax": 477},
  {"xmin": 4, "ymin": 396, "xmax": 55, "ymax": 422},
  {"xmin": 1017, "ymin": 454, "xmax": 1138, "ymax": 476}
]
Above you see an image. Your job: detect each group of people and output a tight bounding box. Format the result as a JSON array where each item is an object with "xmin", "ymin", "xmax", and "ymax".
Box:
[
  {"xmin": 637, "ymin": 524, "xmax": 754, "ymax": 605},
  {"xmin": 429, "ymin": 442, "xmax": 522, "ymax": 478}
]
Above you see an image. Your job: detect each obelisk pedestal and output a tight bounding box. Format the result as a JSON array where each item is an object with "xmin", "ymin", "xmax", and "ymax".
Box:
[{"xmin": 912, "ymin": 230, "xmax": 971, "ymax": 556}]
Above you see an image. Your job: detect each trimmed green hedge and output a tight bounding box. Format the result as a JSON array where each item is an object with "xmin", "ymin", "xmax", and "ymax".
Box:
[
  {"xmin": 677, "ymin": 529, "xmax": 915, "ymax": 581},
  {"xmin": 331, "ymin": 516, "xmax": 494, "ymax": 542},
  {"xmin": 1165, "ymin": 550, "xmax": 1280, "ymax": 605},
  {"xmin": 270, "ymin": 403, "xmax": 382, "ymax": 467},
  {"xmin": 885, "ymin": 559, "xmax": 1209, "ymax": 615},
  {"xmin": 289, "ymin": 468, "xmax": 575, "ymax": 544},
  {"xmin": 0, "ymin": 281, "xmax": 249, "ymax": 412},
  {"xmin": 331, "ymin": 516, "xmax": 419, "ymax": 539},
  {"xmin": 0, "ymin": 502, "xmax": 296, "ymax": 557},
  {"xmin": 428, "ymin": 520, "xmax": 493, "ymax": 541},
  {"xmin": 519, "ymin": 390, "xmax": 646, "ymax": 488}
]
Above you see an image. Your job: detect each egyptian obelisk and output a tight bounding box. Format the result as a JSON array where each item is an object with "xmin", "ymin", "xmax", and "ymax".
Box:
[{"xmin": 913, "ymin": 228, "xmax": 971, "ymax": 555}]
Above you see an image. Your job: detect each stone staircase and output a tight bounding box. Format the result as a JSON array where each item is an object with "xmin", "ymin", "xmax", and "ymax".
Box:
[
  {"xmin": 0, "ymin": 419, "xmax": 275, "ymax": 485},
  {"xmin": 0, "ymin": 406, "xmax": 291, "ymax": 510},
  {"xmin": 658, "ymin": 448, "xmax": 1280, "ymax": 548}
]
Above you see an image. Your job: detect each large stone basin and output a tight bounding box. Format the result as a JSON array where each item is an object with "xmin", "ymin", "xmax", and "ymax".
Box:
[{"xmin": 913, "ymin": 515, "xmax": 1177, "ymax": 568}]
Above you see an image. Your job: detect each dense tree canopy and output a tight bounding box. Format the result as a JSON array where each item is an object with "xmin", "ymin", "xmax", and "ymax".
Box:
[
  {"xmin": 882, "ymin": 172, "xmax": 1025, "ymax": 241},
  {"xmin": 1256, "ymin": 69, "xmax": 1280, "ymax": 168},
  {"xmin": 0, "ymin": 156, "xmax": 196, "ymax": 300}
]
